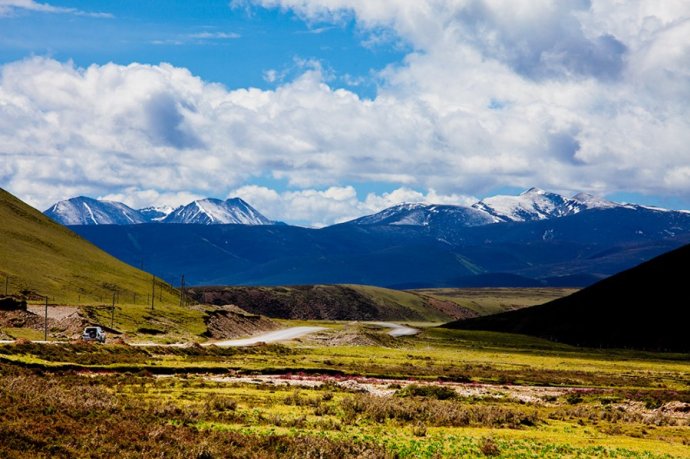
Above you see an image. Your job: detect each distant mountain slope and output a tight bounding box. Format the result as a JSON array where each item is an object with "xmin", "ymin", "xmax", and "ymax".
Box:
[
  {"xmin": 138, "ymin": 206, "xmax": 173, "ymax": 222},
  {"xmin": 162, "ymin": 198, "xmax": 275, "ymax": 225},
  {"xmin": 70, "ymin": 205, "xmax": 690, "ymax": 288},
  {"xmin": 44, "ymin": 196, "xmax": 146, "ymax": 225},
  {"xmin": 188, "ymin": 284, "xmax": 478, "ymax": 321},
  {"xmin": 43, "ymin": 196, "xmax": 277, "ymax": 226},
  {"xmin": 347, "ymin": 203, "xmax": 498, "ymax": 227},
  {"xmin": 444, "ymin": 244, "xmax": 690, "ymax": 352},
  {"xmin": 0, "ymin": 188, "xmax": 177, "ymax": 304},
  {"xmin": 345, "ymin": 187, "xmax": 638, "ymax": 228}
]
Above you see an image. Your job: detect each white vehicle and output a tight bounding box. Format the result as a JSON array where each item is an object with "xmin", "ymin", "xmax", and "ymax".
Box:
[{"xmin": 82, "ymin": 326, "xmax": 106, "ymax": 343}]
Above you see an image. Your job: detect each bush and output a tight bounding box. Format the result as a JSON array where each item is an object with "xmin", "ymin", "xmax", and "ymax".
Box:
[
  {"xmin": 479, "ymin": 437, "xmax": 501, "ymax": 456},
  {"xmin": 396, "ymin": 384, "xmax": 457, "ymax": 400}
]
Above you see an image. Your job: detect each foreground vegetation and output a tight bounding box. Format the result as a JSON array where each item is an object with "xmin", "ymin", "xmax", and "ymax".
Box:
[{"xmin": 0, "ymin": 326, "xmax": 688, "ymax": 458}]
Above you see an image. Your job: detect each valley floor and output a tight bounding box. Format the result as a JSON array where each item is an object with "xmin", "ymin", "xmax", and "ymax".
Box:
[{"xmin": 0, "ymin": 323, "xmax": 688, "ymax": 458}]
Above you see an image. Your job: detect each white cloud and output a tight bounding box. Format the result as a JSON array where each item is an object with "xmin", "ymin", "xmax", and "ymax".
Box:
[
  {"xmin": 188, "ymin": 32, "xmax": 241, "ymax": 40},
  {"xmin": 0, "ymin": 0, "xmax": 112, "ymax": 18},
  {"xmin": 2, "ymin": 1, "xmax": 690, "ymax": 224},
  {"xmin": 230, "ymin": 185, "xmax": 477, "ymax": 227}
]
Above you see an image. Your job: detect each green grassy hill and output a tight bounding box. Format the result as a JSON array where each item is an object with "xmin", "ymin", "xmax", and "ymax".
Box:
[
  {"xmin": 410, "ymin": 288, "xmax": 576, "ymax": 316},
  {"xmin": 0, "ymin": 187, "xmax": 178, "ymax": 305},
  {"xmin": 189, "ymin": 284, "xmax": 478, "ymax": 321}
]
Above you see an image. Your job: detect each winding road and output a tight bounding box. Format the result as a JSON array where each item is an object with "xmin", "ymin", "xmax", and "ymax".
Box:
[
  {"xmin": 367, "ymin": 322, "xmax": 420, "ymax": 337},
  {"xmin": 210, "ymin": 326, "xmax": 326, "ymax": 347},
  {"xmin": 1, "ymin": 322, "xmax": 418, "ymax": 347}
]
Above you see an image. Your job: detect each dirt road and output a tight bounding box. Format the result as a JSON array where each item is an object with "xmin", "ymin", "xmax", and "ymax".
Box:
[
  {"xmin": 368, "ymin": 322, "xmax": 419, "ymax": 336},
  {"xmin": 210, "ymin": 326, "xmax": 326, "ymax": 347}
]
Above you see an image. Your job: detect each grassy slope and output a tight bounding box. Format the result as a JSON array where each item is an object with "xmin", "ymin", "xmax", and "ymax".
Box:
[
  {"xmin": 0, "ymin": 188, "xmax": 210, "ymax": 338},
  {"xmin": 0, "ymin": 188, "xmax": 177, "ymax": 304},
  {"xmin": 343, "ymin": 284, "xmax": 461, "ymax": 321},
  {"xmin": 190, "ymin": 284, "xmax": 477, "ymax": 322},
  {"xmin": 411, "ymin": 288, "xmax": 577, "ymax": 316}
]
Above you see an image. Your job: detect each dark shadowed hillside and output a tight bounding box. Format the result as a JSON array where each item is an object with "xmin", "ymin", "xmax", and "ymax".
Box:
[{"xmin": 444, "ymin": 244, "xmax": 690, "ymax": 352}]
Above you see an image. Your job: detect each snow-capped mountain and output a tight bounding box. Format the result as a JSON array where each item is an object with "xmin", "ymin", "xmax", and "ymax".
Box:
[
  {"xmin": 44, "ymin": 197, "xmax": 276, "ymax": 225},
  {"xmin": 347, "ymin": 202, "xmax": 500, "ymax": 227},
  {"xmin": 44, "ymin": 197, "xmax": 147, "ymax": 225},
  {"xmin": 138, "ymin": 206, "xmax": 174, "ymax": 222},
  {"xmin": 346, "ymin": 187, "xmax": 636, "ymax": 227},
  {"xmin": 472, "ymin": 187, "xmax": 575, "ymax": 222},
  {"xmin": 162, "ymin": 198, "xmax": 275, "ymax": 225}
]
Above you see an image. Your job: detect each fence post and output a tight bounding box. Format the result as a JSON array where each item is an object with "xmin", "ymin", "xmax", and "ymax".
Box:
[
  {"xmin": 44, "ymin": 296, "xmax": 48, "ymax": 341},
  {"xmin": 151, "ymin": 275, "xmax": 155, "ymax": 311}
]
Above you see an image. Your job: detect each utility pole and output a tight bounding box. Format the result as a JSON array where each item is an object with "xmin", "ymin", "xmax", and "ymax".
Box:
[
  {"xmin": 133, "ymin": 292, "xmax": 137, "ymax": 304},
  {"xmin": 151, "ymin": 275, "xmax": 155, "ymax": 311},
  {"xmin": 44, "ymin": 296, "xmax": 48, "ymax": 341},
  {"xmin": 179, "ymin": 274, "xmax": 185, "ymax": 307}
]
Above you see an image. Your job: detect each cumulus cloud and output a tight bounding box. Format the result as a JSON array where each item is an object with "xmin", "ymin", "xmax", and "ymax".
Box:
[{"xmin": 2, "ymin": 1, "xmax": 690, "ymax": 224}]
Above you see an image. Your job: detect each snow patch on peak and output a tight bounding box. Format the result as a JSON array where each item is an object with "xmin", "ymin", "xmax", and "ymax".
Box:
[
  {"xmin": 570, "ymin": 193, "xmax": 618, "ymax": 209},
  {"xmin": 473, "ymin": 189, "xmax": 569, "ymax": 222}
]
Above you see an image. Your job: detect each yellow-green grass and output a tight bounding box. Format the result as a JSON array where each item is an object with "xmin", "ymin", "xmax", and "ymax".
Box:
[
  {"xmin": 1, "ymin": 327, "xmax": 45, "ymax": 341},
  {"xmin": 344, "ymin": 284, "xmax": 452, "ymax": 321},
  {"xmin": 116, "ymin": 377, "xmax": 690, "ymax": 458},
  {"xmin": 2, "ymin": 326, "xmax": 687, "ymax": 390},
  {"xmin": 1, "ymin": 326, "xmax": 688, "ymax": 457},
  {"xmin": 411, "ymin": 287, "xmax": 578, "ymax": 315},
  {"xmin": 0, "ymin": 187, "xmax": 179, "ymax": 306}
]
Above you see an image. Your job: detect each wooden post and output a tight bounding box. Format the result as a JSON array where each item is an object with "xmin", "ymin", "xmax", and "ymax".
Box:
[
  {"xmin": 4, "ymin": 276, "xmax": 8, "ymax": 296},
  {"xmin": 44, "ymin": 296, "xmax": 48, "ymax": 341},
  {"xmin": 179, "ymin": 274, "xmax": 185, "ymax": 307},
  {"xmin": 151, "ymin": 275, "xmax": 155, "ymax": 311}
]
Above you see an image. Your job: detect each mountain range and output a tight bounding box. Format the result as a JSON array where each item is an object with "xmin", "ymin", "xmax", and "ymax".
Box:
[
  {"xmin": 40, "ymin": 187, "xmax": 690, "ymax": 288},
  {"xmin": 44, "ymin": 196, "xmax": 278, "ymax": 226},
  {"xmin": 44, "ymin": 187, "xmax": 652, "ymax": 228}
]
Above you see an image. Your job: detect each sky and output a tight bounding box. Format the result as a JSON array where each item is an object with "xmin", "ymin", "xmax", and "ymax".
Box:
[{"xmin": 1, "ymin": 0, "xmax": 689, "ymax": 226}]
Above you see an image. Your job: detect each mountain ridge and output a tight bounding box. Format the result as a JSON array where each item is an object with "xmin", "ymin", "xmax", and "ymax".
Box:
[
  {"xmin": 42, "ymin": 188, "xmax": 688, "ymax": 229},
  {"xmin": 44, "ymin": 196, "xmax": 277, "ymax": 226}
]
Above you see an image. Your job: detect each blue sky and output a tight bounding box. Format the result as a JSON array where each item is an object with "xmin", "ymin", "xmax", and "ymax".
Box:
[
  {"xmin": 1, "ymin": 1, "xmax": 689, "ymax": 225},
  {"xmin": 0, "ymin": 1, "xmax": 406, "ymax": 97}
]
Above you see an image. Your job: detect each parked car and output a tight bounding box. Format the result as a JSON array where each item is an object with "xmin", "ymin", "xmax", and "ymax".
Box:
[{"xmin": 82, "ymin": 326, "xmax": 106, "ymax": 343}]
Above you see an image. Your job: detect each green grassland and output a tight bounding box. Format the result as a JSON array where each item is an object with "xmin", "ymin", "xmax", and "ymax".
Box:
[
  {"xmin": 411, "ymin": 287, "xmax": 577, "ymax": 315},
  {"xmin": 1, "ymin": 326, "xmax": 688, "ymax": 458},
  {"xmin": 0, "ymin": 188, "xmax": 179, "ymax": 306},
  {"xmin": 344, "ymin": 284, "xmax": 453, "ymax": 321}
]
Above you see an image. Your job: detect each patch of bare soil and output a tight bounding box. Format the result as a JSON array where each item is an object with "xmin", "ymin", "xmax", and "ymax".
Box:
[
  {"xmin": 206, "ymin": 374, "xmax": 690, "ymax": 425},
  {"xmin": 425, "ymin": 297, "xmax": 479, "ymax": 320},
  {"xmin": 306, "ymin": 324, "xmax": 399, "ymax": 347},
  {"xmin": 204, "ymin": 304, "xmax": 279, "ymax": 339},
  {"xmin": 1, "ymin": 307, "xmax": 90, "ymax": 339}
]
